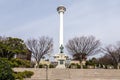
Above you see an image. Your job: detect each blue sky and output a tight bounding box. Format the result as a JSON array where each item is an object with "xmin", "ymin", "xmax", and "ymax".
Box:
[{"xmin": 0, "ymin": 0, "xmax": 120, "ymax": 56}]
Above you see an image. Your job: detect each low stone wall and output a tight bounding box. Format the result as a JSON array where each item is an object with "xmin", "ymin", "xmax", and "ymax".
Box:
[{"xmin": 13, "ymin": 68, "xmax": 120, "ymax": 80}]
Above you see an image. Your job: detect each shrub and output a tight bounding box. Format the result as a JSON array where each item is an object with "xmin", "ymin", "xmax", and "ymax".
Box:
[
  {"xmin": 0, "ymin": 58, "xmax": 33, "ymax": 80},
  {"xmin": 39, "ymin": 64, "xmax": 43, "ymax": 68},
  {"xmin": 69, "ymin": 63, "xmax": 77, "ymax": 68},
  {"xmin": 69, "ymin": 63, "xmax": 83, "ymax": 69},
  {"xmin": 76, "ymin": 64, "xmax": 81, "ymax": 68},
  {"xmin": 49, "ymin": 64, "xmax": 55, "ymax": 68},
  {"xmin": 0, "ymin": 58, "xmax": 15, "ymax": 80},
  {"xmin": 14, "ymin": 71, "xmax": 34, "ymax": 80},
  {"xmin": 83, "ymin": 65, "xmax": 87, "ymax": 69},
  {"xmin": 10, "ymin": 58, "xmax": 30, "ymax": 68},
  {"xmin": 13, "ymin": 72, "xmax": 23, "ymax": 80},
  {"xmin": 86, "ymin": 60, "xmax": 97, "ymax": 67},
  {"xmin": 23, "ymin": 70, "xmax": 34, "ymax": 78}
]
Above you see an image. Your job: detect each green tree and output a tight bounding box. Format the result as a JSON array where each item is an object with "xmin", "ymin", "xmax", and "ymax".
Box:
[
  {"xmin": 0, "ymin": 58, "xmax": 15, "ymax": 80},
  {"xmin": 86, "ymin": 58, "xmax": 98, "ymax": 67},
  {"xmin": 0, "ymin": 36, "xmax": 29, "ymax": 59}
]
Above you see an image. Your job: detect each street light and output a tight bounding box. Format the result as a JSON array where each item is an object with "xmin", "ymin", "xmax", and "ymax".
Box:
[{"xmin": 45, "ymin": 65, "xmax": 48, "ymax": 80}]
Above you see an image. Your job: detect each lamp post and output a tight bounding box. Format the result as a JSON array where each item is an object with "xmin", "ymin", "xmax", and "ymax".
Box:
[{"xmin": 45, "ymin": 65, "xmax": 48, "ymax": 80}]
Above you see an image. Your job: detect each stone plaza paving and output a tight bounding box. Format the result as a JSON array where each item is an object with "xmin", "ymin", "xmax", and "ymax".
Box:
[{"xmin": 13, "ymin": 68, "xmax": 120, "ymax": 80}]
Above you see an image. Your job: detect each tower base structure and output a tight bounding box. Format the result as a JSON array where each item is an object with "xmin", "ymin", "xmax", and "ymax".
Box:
[{"xmin": 54, "ymin": 53, "xmax": 68, "ymax": 69}]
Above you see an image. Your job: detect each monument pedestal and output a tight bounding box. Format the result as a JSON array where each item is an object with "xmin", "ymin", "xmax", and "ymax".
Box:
[
  {"xmin": 56, "ymin": 59, "xmax": 66, "ymax": 68},
  {"xmin": 54, "ymin": 53, "xmax": 68, "ymax": 69}
]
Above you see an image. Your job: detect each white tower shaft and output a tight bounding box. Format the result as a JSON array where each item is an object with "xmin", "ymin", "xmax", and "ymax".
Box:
[
  {"xmin": 59, "ymin": 12, "xmax": 64, "ymax": 47},
  {"xmin": 57, "ymin": 5, "xmax": 66, "ymax": 53}
]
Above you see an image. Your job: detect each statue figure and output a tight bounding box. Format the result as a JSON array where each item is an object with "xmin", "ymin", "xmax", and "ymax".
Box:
[{"xmin": 60, "ymin": 45, "xmax": 64, "ymax": 53}]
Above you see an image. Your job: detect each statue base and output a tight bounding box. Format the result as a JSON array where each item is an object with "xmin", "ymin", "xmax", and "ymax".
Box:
[
  {"xmin": 54, "ymin": 53, "xmax": 68, "ymax": 69},
  {"xmin": 56, "ymin": 64, "xmax": 66, "ymax": 68}
]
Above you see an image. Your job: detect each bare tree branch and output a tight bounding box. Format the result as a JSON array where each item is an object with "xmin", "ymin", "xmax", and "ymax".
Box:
[
  {"xmin": 66, "ymin": 36, "xmax": 101, "ymax": 61},
  {"xmin": 103, "ymin": 42, "xmax": 120, "ymax": 68},
  {"xmin": 26, "ymin": 36, "xmax": 53, "ymax": 67}
]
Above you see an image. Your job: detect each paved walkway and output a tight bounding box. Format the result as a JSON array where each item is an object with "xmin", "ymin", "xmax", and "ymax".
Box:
[{"xmin": 13, "ymin": 68, "xmax": 120, "ymax": 80}]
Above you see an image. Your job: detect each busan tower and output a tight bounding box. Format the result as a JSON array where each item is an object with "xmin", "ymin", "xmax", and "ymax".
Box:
[
  {"xmin": 54, "ymin": 6, "xmax": 68, "ymax": 68},
  {"xmin": 57, "ymin": 5, "xmax": 66, "ymax": 52}
]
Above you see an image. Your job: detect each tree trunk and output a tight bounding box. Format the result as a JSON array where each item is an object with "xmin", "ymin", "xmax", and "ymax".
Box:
[
  {"xmin": 80, "ymin": 61, "xmax": 83, "ymax": 69},
  {"xmin": 117, "ymin": 63, "xmax": 120, "ymax": 69},
  {"xmin": 34, "ymin": 61, "xmax": 39, "ymax": 68},
  {"xmin": 37, "ymin": 61, "xmax": 39, "ymax": 68}
]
